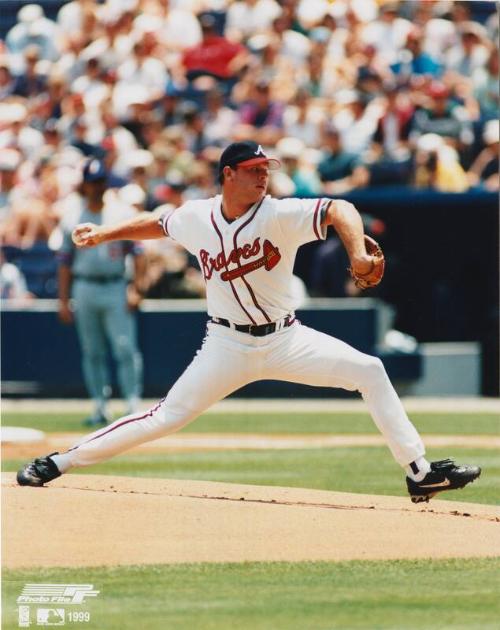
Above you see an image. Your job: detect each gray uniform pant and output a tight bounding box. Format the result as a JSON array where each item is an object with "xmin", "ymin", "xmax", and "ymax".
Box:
[{"xmin": 72, "ymin": 278, "xmax": 142, "ymax": 405}]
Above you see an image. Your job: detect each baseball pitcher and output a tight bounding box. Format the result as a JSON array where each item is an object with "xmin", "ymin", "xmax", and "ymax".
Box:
[{"xmin": 18, "ymin": 141, "xmax": 480, "ymax": 503}]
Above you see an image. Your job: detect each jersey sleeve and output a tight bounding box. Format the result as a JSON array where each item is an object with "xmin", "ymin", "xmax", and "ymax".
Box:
[
  {"xmin": 274, "ymin": 197, "xmax": 329, "ymax": 247},
  {"xmin": 158, "ymin": 201, "xmax": 198, "ymax": 254}
]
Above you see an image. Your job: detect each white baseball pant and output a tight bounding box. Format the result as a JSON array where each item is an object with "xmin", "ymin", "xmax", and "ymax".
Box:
[{"xmin": 66, "ymin": 321, "xmax": 425, "ymax": 468}]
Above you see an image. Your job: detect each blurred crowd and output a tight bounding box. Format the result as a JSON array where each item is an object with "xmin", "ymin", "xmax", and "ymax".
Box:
[{"xmin": 0, "ymin": 0, "xmax": 498, "ymax": 300}]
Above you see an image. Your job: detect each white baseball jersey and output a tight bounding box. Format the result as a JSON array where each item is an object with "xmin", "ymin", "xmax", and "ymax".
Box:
[{"xmin": 160, "ymin": 194, "xmax": 329, "ymax": 324}]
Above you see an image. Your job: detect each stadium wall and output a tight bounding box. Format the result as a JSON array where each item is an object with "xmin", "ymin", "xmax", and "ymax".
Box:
[{"xmin": 2, "ymin": 298, "xmax": 423, "ymax": 398}]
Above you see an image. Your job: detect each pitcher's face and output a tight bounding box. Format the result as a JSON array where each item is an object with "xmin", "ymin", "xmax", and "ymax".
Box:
[{"xmin": 225, "ymin": 164, "xmax": 270, "ymax": 202}]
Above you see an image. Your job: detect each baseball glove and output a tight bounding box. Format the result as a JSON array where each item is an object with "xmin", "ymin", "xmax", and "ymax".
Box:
[{"xmin": 349, "ymin": 235, "xmax": 385, "ymax": 289}]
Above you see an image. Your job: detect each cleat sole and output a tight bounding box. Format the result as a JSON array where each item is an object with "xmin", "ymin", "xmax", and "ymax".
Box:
[{"xmin": 409, "ymin": 474, "xmax": 480, "ymax": 503}]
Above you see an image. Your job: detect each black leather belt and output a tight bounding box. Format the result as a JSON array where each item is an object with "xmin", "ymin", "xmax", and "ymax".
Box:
[
  {"xmin": 210, "ymin": 315, "xmax": 295, "ymax": 337},
  {"xmin": 74, "ymin": 275, "xmax": 123, "ymax": 284}
]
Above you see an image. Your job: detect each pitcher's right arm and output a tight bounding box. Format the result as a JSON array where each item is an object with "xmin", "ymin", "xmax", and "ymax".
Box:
[{"xmin": 72, "ymin": 212, "xmax": 164, "ymax": 248}]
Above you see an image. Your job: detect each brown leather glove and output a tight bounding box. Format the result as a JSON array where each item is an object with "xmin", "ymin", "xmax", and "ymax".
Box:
[{"xmin": 349, "ymin": 235, "xmax": 385, "ymax": 289}]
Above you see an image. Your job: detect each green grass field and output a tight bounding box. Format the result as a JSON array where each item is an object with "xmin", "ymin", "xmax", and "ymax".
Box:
[
  {"xmin": 3, "ymin": 410, "xmax": 500, "ymax": 435},
  {"xmin": 3, "ymin": 559, "xmax": 500, "ymax": 630},
  {"xmin": 3, "ymin": 409, "xmax": 499, "ymax": 629}
]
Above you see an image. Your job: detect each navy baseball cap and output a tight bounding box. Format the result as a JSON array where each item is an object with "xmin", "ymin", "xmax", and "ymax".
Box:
[
  {"xmin": 82, "ymin": 158, "xmax": 107, "ymax": 182},
  {"xmin": 218, "ymin": 141, "xmax": 280, "ymax": 178}
]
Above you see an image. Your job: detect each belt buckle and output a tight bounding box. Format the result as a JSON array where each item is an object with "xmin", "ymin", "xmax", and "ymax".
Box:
[
  {"xmin": 255, "ymin": 323, "xmax": 275, "ymax": 337},
  {"xmin": 248, "ymin": 324, "xmax": 262, "ymax": 337}
]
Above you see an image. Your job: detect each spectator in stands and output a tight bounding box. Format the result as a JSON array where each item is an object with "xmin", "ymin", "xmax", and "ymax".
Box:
[
  {"xmin": 184, "ymin": 160, "xmax": 218, "ymax": 200},
  {"xmin": 444, "ymin": 21, "xmax": 490, "ymax": 78},
  {"xmin": 472, "ymin": 45, "xmax": 499, "ymax": 122},
  {"xmin": 467, "ymin": 119, "xmax": 499, "ymax": 192},
  {"xmin": 72, "ymin": 57, "xmax": 109, "ymax": 110},
  {"xmin": 0, "ymin": 57, "xmax": 15, "ymax": 99},
  {"xmin": 353, "ymin": 43, "xmax": 392, "ymax": 91},
  {"xmin": 5, "ymin": 4, "xmax": 60, "ymax": 72},
  {"xmin": 177, "ymin": 101, "xmax": 210, "ymax": 156},
  {"xmin": 390, "ymin": 27, "xmax": 442, "ymax": 80},
  {"xmin": 201, "ymin": 87, "xmax": 238, "ymax": 147},
  {"xmin": 117, "ymin": 39, "xmax": 168, "ymax": 101},
  {"xmin": 142, "ymin": 241, "xmax": 206, "ymax": 300},
  {"xmin": 80, "ymin": 11, "xmax": 129, "ymax": 74},
  {"xmin": 410, "ymin": 81, "xmax": 473, "ymax": 148},
  {"xmin": 182, "ymin": 13, "xmax": 249, "ymax": 86},
  {"xmin": 100, "ymin": 102, "xmax": 138, "ymax": 164},
  {"xmin": 332, "ymin": 91, "xmax": 380, "ymax": 156},
  {"xmin": 366, "ymin": 83, "xmax": 415, "ymax": 186},
  {"xmin": 145, "ymin": 0, "xmax": 202, "ymax": 53},
  {"xmin": 275, "ymin": 136, "xmax": 321, "ymax": 196},
  {"xmin": 269, "ymin": 12, "xmax": 311, "ymax": 70},
  {"xmin": 6, "ymin": 151, "xmax": 67, "ymax": 250},
  {"xmin": 12, "ymin": 45, "xmax": 47, "ymax": 98},
  {"xmin": 99, "ymin": 137, "xmax": 128, "ymax": 189},
  {"xmin": 373, "ymin": 82, "xmax": 415, "ymax": 160},
  {"xmin": 317, "ymin": 125, "xmax": 369, "ymax": 195},
  {"xmin": 413, "ymin": 133, "xmax": 469, "ymax": 193},
  {"xmin": 58, "ymin": 158, "xmax": 144, "ymax": 425},
  {"xmin": 410, "ymin": 1, "xmax": 456, "ymax": 64},
  {"xmin": 282, "ymin": 87, "xmax": 325, "ymax": 148},
  {"xmin": 121, "ymin": 149, "xmax": 157, "ymax": 211},
  {"xmin": 360, "ymin": 2, "xmax": 413, "ymax": 66},
  {"xmin": 31, "ymin": 71, "xmax": 66, "ymax": 121},
  {"xmin": 225, "ymin": 0, "xmax": 282, "ymax": 43},
  {"xmin": 57, "ymin": 0, "xmax": 96, "ymax": 36},
  {"xmin": 117, "ymin": 183, "xmax": 146, "ymax": 213},
  {"xmin": 235, "ymin": 79, "xmax": 284, "ymax": 145},
  {"xmin": 247, "ymin": 32, "xmax": 296, "ymax": 101},
  {"xmin": 0, "ymin": 249, "xmax": 33, "ymax": 301},
  {"xmin": 0, "ymin": 149, "xmax": 22, "ymax": 228},
  {"xmin": 42, "ymin": 119, "xmax": 64, "ymax": 152},
  {"xmin": 69, "ymin": 117, "xmax": 102, "ymax": 158},
  {"xmin": 57, "ymin": 92, "xmax": 86, "ymax": 139}
]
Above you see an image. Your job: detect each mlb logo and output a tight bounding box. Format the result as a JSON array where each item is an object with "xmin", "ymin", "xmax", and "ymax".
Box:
[
  {"xmin": 18, "ymin": 606, "xmax": 30, "ymax": 628},
  {"xmin": 36, "ymin": 608, "xmax": 65, "ymax": 626}
]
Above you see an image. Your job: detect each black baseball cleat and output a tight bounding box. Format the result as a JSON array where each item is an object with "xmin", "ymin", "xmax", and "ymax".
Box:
[
  {"xmin": 406, "ymin": 458, "xmax": 481, "ymax": 503},
  {"xmin": 17, "ymin": 452, "xmax": 62, "ymax": 487}
]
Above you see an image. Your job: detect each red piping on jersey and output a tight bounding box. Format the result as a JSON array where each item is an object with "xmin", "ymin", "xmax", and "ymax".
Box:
[
  {"xmin": 232, "ymin": 199, "xmax": 271, "ymax": 323},
  {"xmin": 313, "ymin": 198, "xmax": 322, "ymax": 240},
  {"xmin": 210, "ymin": 206, "xmax": 257, "ymax": 325},
  {"xmin": 66, "ymin": 397, "xmax": 167, "ymax": 452}
]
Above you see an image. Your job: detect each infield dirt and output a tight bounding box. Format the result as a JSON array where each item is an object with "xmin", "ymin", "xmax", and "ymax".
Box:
[{"xmin": 3, "ymin": 473, "xmax": 499, "ymax": 569}]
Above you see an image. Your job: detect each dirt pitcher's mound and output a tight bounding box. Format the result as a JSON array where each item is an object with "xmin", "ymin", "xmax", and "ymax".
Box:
[{"xmin": 3, "ymin": 473, "xmax": 499, "ymax": 569}]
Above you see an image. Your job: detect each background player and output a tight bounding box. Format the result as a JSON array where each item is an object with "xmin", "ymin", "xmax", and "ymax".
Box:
[
  {"xmin": 58, "ymin": 158, "xmax": 145, "ymax": 425},
  {"xmin": 18, "ymin": 142, "xmax": 481, "ymax": 503}
]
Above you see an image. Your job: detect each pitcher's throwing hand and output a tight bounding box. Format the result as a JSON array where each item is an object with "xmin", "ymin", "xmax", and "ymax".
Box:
[{"xmin": 72, "ymin": 223, "xmax": 103, "ymax": 247}]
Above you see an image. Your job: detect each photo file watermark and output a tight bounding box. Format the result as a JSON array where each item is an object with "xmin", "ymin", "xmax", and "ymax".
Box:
[{"xmin": 17, "ymin": 584, "xmax": 99, "ymax": 627}]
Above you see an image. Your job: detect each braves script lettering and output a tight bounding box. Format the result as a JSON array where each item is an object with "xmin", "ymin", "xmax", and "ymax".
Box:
[{"xmin": 199, "ymin": 238, "xmax": 281, "ymax": 281}]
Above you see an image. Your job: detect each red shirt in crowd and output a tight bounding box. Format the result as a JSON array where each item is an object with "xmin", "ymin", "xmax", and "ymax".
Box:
[{"xmin": 182, "ymin": 35, "xmax": 247, "ymax": 79}]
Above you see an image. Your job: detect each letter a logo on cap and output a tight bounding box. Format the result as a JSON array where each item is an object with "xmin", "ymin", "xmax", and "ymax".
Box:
[{"xmin": 254, "ymin": 145, "xmax": 265, "ymax": 156}]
